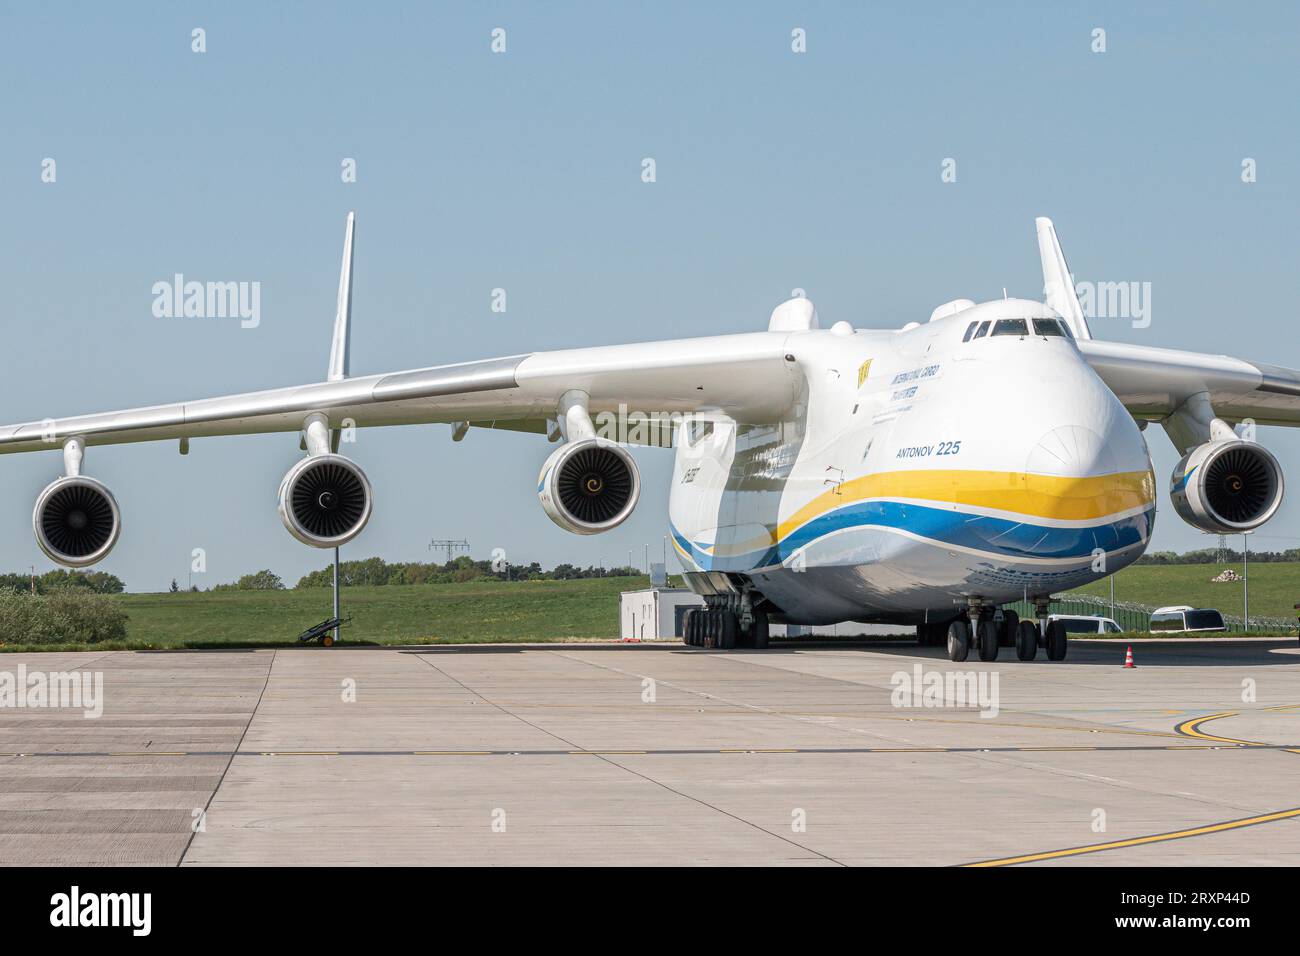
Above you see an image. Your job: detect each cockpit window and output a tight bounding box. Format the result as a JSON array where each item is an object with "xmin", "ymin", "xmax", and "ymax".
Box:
[
  {"xmin": 972, "ymin": 321, "xmax": 990, "ymax": 339},
  {"xmin": 991, "ymin": 318, "xmax": 1028, "ymax": 337},
  {"xmin": 1032, "ymin": 318, "xmax": 1066, "ymax": 337},
  {"xmin": 961, "ymin": 321, "xmax": 978, "ymax": 343}
]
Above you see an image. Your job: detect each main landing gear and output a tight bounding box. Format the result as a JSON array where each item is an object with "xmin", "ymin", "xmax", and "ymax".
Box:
[
  {"xmin": 936, "ymin": 600, "xmax": 1068, "ymax": 662},
  {"xmin": 682, "ymin": 605, "xmax": 769, "ymax": 650}
]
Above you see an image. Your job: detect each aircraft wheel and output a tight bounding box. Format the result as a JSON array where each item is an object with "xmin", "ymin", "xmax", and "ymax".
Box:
[
  {"xmin": 977, "ymin": 619, "xmax": 999, "ymax": 661},
  {"xmin": 752, "ymin": 613, "xmax": 769, "ymax": 649},
  {"xmin": 1046, "ymin": 620, "xmax": 1068, "ymax": 661},
  {"xmin": 705, "ymin": 609, "xmax": 720, "ymax": 649},
  {"xmin": 719, "ymin": 612, "xmax": 738, "ymax": 650},
  {"xmin": 1015, "ymin": 620, "xmax": 1038, "ymax": 661},
  {"xmin": 946, "ymin": 619, "xmax": 970, "ymax": 662},
  {"xmin": 683, "ymin": 610, "xmax": 696, "ymax": 646},
  {"xmin": 999, "ymin": 609, "xmax": 1019, "ymax": 647}
]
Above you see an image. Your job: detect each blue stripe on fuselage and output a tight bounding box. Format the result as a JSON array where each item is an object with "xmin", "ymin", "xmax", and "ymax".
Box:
[{"xmin": 673, "ymin": 500, "xmax": 1154, "ymax": 572}]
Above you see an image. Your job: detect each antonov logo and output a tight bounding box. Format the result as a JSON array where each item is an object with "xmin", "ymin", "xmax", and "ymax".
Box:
[
  {"xmin": 857, "ymin": 359, "xmax": 872, "ymax": 388},
  {"xmin": 49, "ymin": 886, "xmax": 151, "ymax": 936}
]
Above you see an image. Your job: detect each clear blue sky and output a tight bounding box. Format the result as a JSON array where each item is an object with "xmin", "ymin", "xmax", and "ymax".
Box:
[{"xmin": 3, "ymin": 1, "xmax": 1298, "ymax": 592}]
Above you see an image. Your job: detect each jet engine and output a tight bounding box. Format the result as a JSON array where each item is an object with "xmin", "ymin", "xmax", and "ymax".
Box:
[
  {"xmin": 538, "ymin": 438, "xmax": 640, "ymax": 534},
  {"xmin": 1170, "ymin": 439, "xmax": 1284, "ymax": 534},
  {"xmin": 33, "ymin": 475, "xmax": 122, "ymax": 567},
  {"xmin": 278, "ymin": 454, "xmax": 373, "ymax": 547}
]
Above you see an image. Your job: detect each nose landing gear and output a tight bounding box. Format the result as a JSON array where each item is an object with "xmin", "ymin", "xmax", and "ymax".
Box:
[
  {"xmin": 946, "ymin": 618, "xmax": 970, "ymax": 661},
  {"xmin": 940, "ymin": 598, "xmax": 1069, "ymax": 662},
  {"xmin": 1015, "ymin": 620, "xmax": 1038, "ymax": 660}
]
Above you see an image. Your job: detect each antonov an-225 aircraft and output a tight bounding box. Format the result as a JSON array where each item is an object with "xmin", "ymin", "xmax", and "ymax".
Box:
[{"xmin": 4, "ymin": 216, "xmax": 1298, "ymax": 661}]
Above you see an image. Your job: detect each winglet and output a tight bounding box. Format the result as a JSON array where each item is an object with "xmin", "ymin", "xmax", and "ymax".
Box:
[
  {"xmin": 327, "ymin": 212, "xmax": 356, "ymax": 382},
  {"xmin": 1035, "ymin": 217, "xmax": 1091, "ymax": 340}
]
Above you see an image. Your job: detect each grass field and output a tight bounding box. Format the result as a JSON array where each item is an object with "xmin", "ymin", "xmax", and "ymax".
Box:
[
  {"xmin": 1065, "ymin": 561, "xmax": 1300, "ymax": 624},
  {"xmin": 2, "ymin": 562, "xmax": 1298, "ymax": 652},
  {"xmin": 43, "ymin": 576, "xmax": 651, "ymax": 651}
]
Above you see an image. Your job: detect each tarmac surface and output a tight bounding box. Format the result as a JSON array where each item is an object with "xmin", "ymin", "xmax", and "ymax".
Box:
[{"xmin": 3, "ymin": 637, "xmax": 1300, "ymax": 866}]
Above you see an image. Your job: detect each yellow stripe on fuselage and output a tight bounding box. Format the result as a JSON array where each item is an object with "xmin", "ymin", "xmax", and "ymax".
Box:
[
  {"xmin": 677, "ymin": 469, "xmax": 1156, "ymax": 561},
  {"xmin": 773, "ymin": 468, "xmax": 1155, "ymax": 543}
]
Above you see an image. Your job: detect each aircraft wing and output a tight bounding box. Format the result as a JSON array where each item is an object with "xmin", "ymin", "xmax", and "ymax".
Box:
[
  {"xmin": 0, "ymin": 333, "xmax": 799, "ymax": 456},
  {"xmin": 1078, "ymin": 339, "xmax": 1300, "ymax": 427}
]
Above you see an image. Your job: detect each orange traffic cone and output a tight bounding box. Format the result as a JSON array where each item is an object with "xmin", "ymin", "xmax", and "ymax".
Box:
[{"xmin": 1123, "ymin": 645, "xmax": 1136, "ymax": 668}]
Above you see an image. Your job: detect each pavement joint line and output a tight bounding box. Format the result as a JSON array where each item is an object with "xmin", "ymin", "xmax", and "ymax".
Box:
[
  {"xmin": 412, "ymin": 650, "xmax": 848, "ymax": 866},
  {"xmin": 5, "ymin": 743, "xmax": 1296, "ymax": 758},
  {"xmin": 177, "ymin": 647, "xmax": 276, "ymax": 867}
]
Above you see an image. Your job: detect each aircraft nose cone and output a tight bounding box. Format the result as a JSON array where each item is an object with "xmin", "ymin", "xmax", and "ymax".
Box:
[{"xmin": 1027, "ymin": 424, "xmax": 1119, "ymax": 477}]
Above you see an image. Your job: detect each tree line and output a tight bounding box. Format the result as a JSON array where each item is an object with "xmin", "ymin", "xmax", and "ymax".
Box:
[
  {"xmin": 210, "ymin": 556, "xmax": 643, "ymax": 591},
  {"xmin": 0, "ymin": 569, "xmax": 125, "ymax": 595},
  {"xmin": 1137, "ymin": 548, "xmax": 1300, "ymax": 565}
]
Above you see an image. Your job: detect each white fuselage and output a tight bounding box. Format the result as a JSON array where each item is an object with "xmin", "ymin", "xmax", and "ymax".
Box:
[{"xmin": 668, "ymin": 299, "xmax": 1157, "ymax": 625}]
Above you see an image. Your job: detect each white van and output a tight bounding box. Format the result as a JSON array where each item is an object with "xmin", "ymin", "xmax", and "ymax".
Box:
[
  {"xmin": 1150, "ymin": 606, "xmax": 1226, "ymax": 633},
  {"xmin": 1047, "ymin": 614, "xmax": 1123, "ymax": 635}
]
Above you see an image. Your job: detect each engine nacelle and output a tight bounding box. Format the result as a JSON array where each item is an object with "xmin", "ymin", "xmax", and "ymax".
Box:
[
  {"xmin": 278, "ymin": 454, "xmax": 373, "ymax": 547},
  {"xmin": 33, "ymin": 475, "xmax": 122, "ymax": 567},
  {"xmin": 538, "ymin": 438, "xmax": 640, "ymax": 534},
  {"xmin": 1170, "ymin": 440, "xmax": 1284, "ymax": 533}
]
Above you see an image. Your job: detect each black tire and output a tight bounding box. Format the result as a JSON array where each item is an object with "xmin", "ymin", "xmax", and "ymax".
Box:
[
  {"xmin": 683, "ymin": 610, "xmax": 697, "ymax": 646},
  {"xmin": 977, "ymin": 619, "xmax": 999, "ymax": 661},
  {"xmin": 702, "ymin": 609, "xmax": 715, "ymax": 649},
  {"xmin": 1046, "ymin": 620, "xmax": 1068, "ymax": 661},
  {"xmin": 1015, "ymin": 620, "xmax": 1038, "ymax": 661},
  {"xmin": 999, "ymin": 609, "xmax": 1019, "ymax": 647},
  {"xmin": 946, "ymin": 619, "xmax": 970, "ymax": 662},
  {"xmin": 752, "ymin": 613, "xmax": 770, "ymax": 649},
  {"xmin": 735, "ymin": 624, "xmax": 753, "ymax": 649},
  {"xmin": 719, "ymin": 612, "xmax": 738, "ymax": 650}
]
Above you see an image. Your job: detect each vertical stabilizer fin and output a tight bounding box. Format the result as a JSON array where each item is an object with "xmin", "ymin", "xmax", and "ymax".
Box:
[
  {"xmin": 327, "ymin": 212, "xmax": 356, "ymax": 382},
  {"xmin": 1035, "ymin": 216, "xmax": 1092, "ymax": 340}
]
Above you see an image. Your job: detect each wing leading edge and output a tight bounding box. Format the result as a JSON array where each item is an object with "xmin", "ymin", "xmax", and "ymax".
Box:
[
  {"xmin": 0, "ymin": 332, "xmax": 798, "ymax": 456},
  {"xmin": 1079, "ymin": 339, "xmax": 1300, "ymax": 427}
]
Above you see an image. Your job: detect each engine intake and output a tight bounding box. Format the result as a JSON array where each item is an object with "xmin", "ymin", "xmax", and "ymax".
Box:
[
  {"xmin": 538, "ymin": 438, "xmax": 640, "ymax": 534},
  {"xmin": 278, "ymin": 454, "xmax": 373, "ymax": 547},
  {"xmin": 33, "ymin": 476, "xmax": 122, "ymax": 567},
  {"xmin": 1171, "ymin": 440, "xmax": 1284, "ymax": 533}
]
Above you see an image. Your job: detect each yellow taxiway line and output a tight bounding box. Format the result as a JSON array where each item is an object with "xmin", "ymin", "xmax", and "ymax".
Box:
[
  {"xmin": 965, "ymin": 806, "xmax": 1300, "ymax": 867},
  {"xmin": 971, "ymin": 702, "xmax": 1300, "ymax": 866}
]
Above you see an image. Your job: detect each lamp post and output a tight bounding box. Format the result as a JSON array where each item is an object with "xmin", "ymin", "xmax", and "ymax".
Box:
[
  {"xmin": 1242, "ymin": 532, "xmax": 1250, "ymax": 631},
  {"xmin": 333, "ymin": 546, "xmax": 341, "ymax": 643}
]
